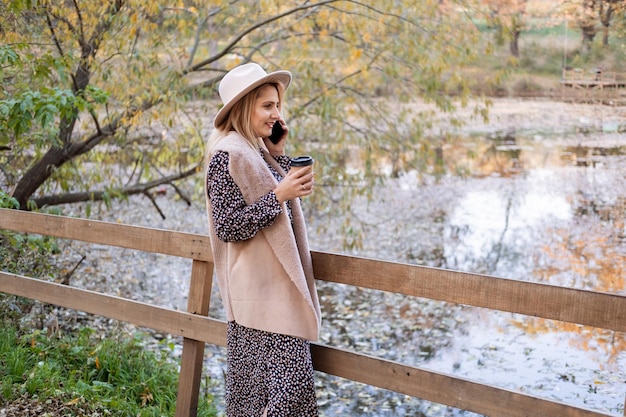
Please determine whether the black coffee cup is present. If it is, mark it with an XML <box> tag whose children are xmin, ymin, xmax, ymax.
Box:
<box><xmin>290</xmin><ymin>156</ymin><xmax>314</xmax><ymax>173</ymax></box>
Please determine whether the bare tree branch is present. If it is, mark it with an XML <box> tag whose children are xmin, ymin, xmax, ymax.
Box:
<box><xmin>143</xmin><ymin>190</ymin><xmax>166</xmax><ymax>219</ymax></box>
<box><xmin>68</xmin><ymin>96</ymin><xmax>162</xmax><ymax>157</ymax></box>
<box><xmin>31</xmin><ymin>164</ymin><xmax>200</xmax><ymax>210</ymax></box>
<box><xmin>60</xmin><ymin>254</ymin><xmax>86</xmax><ymax>285</ymax></box>
<box><xmin>185</xmin><ymin>0</ymin><xmax>342</xmax><ymax>73</ymax></box>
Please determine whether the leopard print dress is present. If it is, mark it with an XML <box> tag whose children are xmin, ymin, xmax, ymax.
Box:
<box><xmin>207</xmin><ymin>150</ymin><xmax>319</xmax><ymax>417</ymax></box>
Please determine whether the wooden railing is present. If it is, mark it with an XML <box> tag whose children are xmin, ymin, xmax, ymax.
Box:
<box><xmin>1</xmin><ymin>208</ymin><xmax>624</xmax><ymax>417</ymax></box>
<box><xmin>561</xmin><ymin>67</ymin><xmax>626</xmax><ymax>89</ymax></box>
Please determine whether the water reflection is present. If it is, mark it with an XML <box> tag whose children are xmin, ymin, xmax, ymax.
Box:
<box><xmin>311</xmin><ymin>125</ymin><xmax>626</xmax><ymax>416</ymax></box>
<box><xmin>446</xmin><ymin>171</ymin><xmax>572</xmax><ymax>275</ymax></box>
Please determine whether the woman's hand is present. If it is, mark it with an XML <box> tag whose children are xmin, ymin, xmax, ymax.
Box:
<box><xmin>273</xmin><ymin>166</ymin><xmax>314</xmax><ymax>203</ymax></box>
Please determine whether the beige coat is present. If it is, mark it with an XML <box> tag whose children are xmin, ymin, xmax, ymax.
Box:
<box><xmin>205</xmin><ymin>132</ymin><xmax>321</xmax><ymax>341</ymax></box>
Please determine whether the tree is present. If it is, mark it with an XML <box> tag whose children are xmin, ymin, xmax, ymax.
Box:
<box><xmin>612</xmin><ymin>1</ymin><xmax>626</xmax><ymax>36</ymax></box>
<box><xmin>579</xmin><ymin>0</ymin><xmax>599</xmax><ymax>54</ymax></box>
<box><xmin>0</xmin><ymin>0</ymin><xmax>490</xmax><ymax>227</ymax></box>
<box><xmin>598</xmin><ymin>0</ymin><xmax>626</xmax><ymax>45</ymax></box>
<box><xmin>562</xmin><ymin>0</ymin><xmax>624</xmax><ymax>54</ymax></box>
<box><xmin>484</xmin><ymin>0</ymin><xmax>529</xmax><ymax>58</ymax></box>
<box><xmin>482</xmin><ymin>0</ymin><xmax>566</xmax><ymax>59</ymax></box>
<box><xmin>560</xmin><ymin>0</ymin><xmax>626</xmax><ymax>55</ymax></box>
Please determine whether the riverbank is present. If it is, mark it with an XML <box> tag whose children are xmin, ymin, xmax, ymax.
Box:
<box><xmin>7</xmin><ymin>97</ymin><xmax>626</xmax><ymax>416</ymax></box>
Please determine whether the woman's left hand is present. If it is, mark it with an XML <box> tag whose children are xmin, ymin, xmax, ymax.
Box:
<box><xmin>273</xmin><ymin>166</ymin><xmax>314</xmax><ymax>203</ymax></box>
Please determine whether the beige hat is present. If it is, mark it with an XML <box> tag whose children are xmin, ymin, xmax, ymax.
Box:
<box><xmin>214</xmin><ymin>62</ymin><xmax>292</xmax><ymax>128</ymax></box>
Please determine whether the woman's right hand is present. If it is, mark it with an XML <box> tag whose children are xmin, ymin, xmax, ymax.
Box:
<box><xmin>273</xmin><ymin>166</ymin><xmax>314</xmax><ymax>203</ymax></box>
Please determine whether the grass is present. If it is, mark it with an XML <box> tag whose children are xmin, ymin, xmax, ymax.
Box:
<box><xmin>0</xmin><ymin>206</ymin><xmax>220</xmax><ymax>416</ymax></box>
<box><xmin>0</xmin><ymin>325</ymin><xmax>218</xmax><ymax>416</ymax></box>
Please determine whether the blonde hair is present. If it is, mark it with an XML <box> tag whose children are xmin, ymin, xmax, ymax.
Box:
<box><xmin>206</xmin><ymin>82</ymin><xmax>286</xmax><ymax>160</ymax></box>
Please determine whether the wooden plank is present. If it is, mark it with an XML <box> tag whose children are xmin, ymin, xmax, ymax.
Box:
<box><xmin>0</xmin><ymin>271</ymin><xmax>226</xmax><ymax>346</ymax></box>
<box><xmin>311</xmin><ymin>344</ymin><xmax>613</xmax><ymax>417</ymax></box>
<box><xmin>0</xmin><ymin>208</ymin><xmax>212</xmax><ymax>261</ymax></box>
<box><xmin>1</xmin><ymin>274</ymin><xmax>610</xmax><ymax>417</ymax></box>
<box><xmin>311</xmin><ymin>252</ymin><xmax>626</xmax><ymax>332</ymax></box>
<box><xmin>561</xmin><ymin>80</ymin><xmax>620</xmax><ymax>89</ymax></box>
<box><xmin>1</xmin><ymin>272</ymin><xmax>618</xmax><ymax>416</ymax></box>
<box><xmin>176</xmin><ymin>260</ymin><xmax>214</xmax><ymax>417</ymax></box>
<box><xmin>2</xmin><ymin>210</ymin><xmax>623</xmax><ymax>414</ymax></box>
<box><xmin>186</xmin><ymin>260</ymin><xmax>214</xmax><ymax>315</ymax></box>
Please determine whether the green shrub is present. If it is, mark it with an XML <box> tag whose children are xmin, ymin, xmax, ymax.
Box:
<box><xmin>512</xmin><ymin>77</ymin><xmax>544</xmax><ymax>95</ymax></box>
<box><xmin>0</xmin><ymin>326</ymin><xmax>218</xmax><ymax>416</ymax></box>
<box><xmin>0</xmin><ymin>192</ymin><xmax>61</xmax><ymax>326</ymax></box>
<box><xmin>0</xmin><ymin>191</ymin><xmax>19</xmax><ymax>209</ymax></box>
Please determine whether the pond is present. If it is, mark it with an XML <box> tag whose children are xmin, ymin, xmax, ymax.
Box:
<box><xmin>64</xmin><ymin>98</ymin><xmax>625</xmax><ymax>416</ymax></box>
<box><xmin>307</xmin><ymin>98</ymin><xmax>626</xmax><ymax>416</ymax></box>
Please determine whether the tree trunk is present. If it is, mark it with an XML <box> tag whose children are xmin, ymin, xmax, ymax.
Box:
<box><xmin>580</xmin><ymin>25</ymin><xmax>596</xmax><ymax>56</ymax></box>
<box><xmin>11</xmin><ymin>93</ymin><xmax>164</xmax><ymax>209</ymax></box>
<box><xmin>600</xmin><ymin>4</ymin><xmax>613</xmax><ymax>46</ymax></box>
<box><xmin>11</xmin><ymin>0</ymin><xmax>127</xmax><ymax>210</ymax></box>
<box><xmin>579</xmin><ymin>0</ymin><xmax>597</xmax><ymax>55</ymax></box>
<box><xmin>509</xmin><ymin>30</ymin><xmax>520</xmax><ymax>58</ymax></box>
<box><xmin>12</xmin><ymin>146</ymin><xmax>71</xmax><ymax>210</ymax></box>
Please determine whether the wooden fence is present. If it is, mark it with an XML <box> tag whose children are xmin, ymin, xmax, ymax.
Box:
<box><xmin>561</xmin><ymin>67</ymin><xmax>626</xmax><ymax>89</ymax></box>
<box><xmin>0</xmin><ymin>208</ymin><xmax>624</xmax><ymax>417</ymax></box>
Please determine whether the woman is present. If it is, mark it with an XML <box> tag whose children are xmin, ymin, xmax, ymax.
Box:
<box><xmin>204</xmin><ymin>62</ymin><xmax>322</xmax><ymax>417</ymax></box>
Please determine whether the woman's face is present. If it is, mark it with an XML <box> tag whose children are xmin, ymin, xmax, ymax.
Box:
<box><xmin>251</xmin><ymin>84</ymin><xmax>280</xmax><ymax>138</ymax></box>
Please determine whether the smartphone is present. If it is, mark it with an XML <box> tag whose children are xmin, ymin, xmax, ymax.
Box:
<box><xmin>268</xmin><ymin>121</ymin><xmax>285</xmax><ymax>144</ymax></box>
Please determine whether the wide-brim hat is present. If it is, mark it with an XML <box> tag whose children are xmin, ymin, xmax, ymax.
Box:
<box><xmin>214</xmin><ymin>62</ymin><xmax>292</xmax><ymax>128</ymax></box>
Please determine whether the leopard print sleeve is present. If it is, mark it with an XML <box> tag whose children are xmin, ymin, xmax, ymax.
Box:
<box><xmin>207</xmin><ymin>151</ymin><xmax>282</xmax><ymax>242</ymax></box>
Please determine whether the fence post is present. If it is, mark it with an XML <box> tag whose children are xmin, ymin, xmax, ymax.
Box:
<box><xmin>175</xmin><ymin>259</ymin><xmax>214</xmax><ymax>417</ymax></box>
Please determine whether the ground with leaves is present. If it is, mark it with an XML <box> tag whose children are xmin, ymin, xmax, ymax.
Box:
<box><xmin>0</xmin><ymin>397</ymin><xmax>94</xmax><ymax>417</ymax></box>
